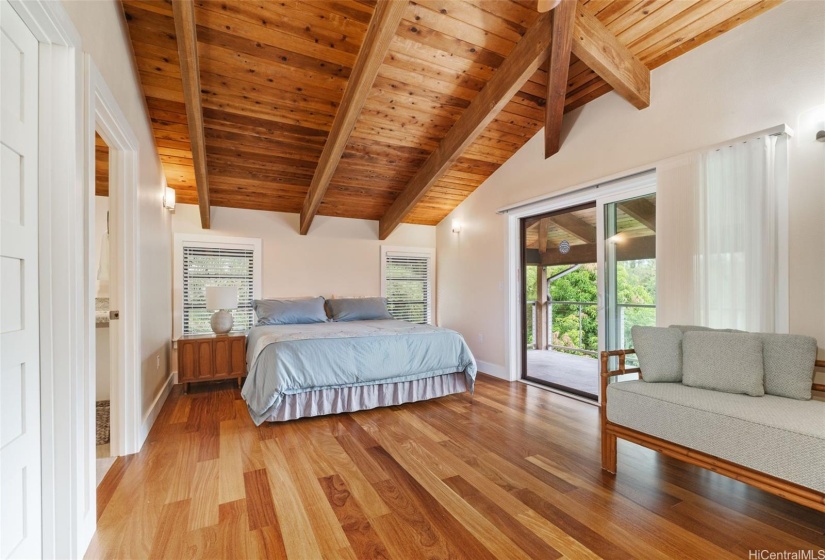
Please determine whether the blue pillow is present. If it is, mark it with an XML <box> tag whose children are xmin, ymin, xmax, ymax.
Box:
<box><xmin>253</xmin><ymin>297</ymin><xmax>327</xmax><ymax>326</ymax></box>
<box><xmin>326</xmin><ymin>297</ymin><xmax>393</xmax><ymax>322</ymax></box>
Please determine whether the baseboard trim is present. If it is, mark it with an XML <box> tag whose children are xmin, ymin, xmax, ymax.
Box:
<box><xmin>139</xmin><ymin>373</ymin><xmax>174</xmax><ymax>445</ymax></box>
<box><xmin>476</xmin><ymin>359</ymin><xmax>508</xmax><ymax>380</ymax></box>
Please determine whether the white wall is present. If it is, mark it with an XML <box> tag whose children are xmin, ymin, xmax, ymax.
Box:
<box><xmin>437</xmin><ymin>1</ymin><xmax>825</xmax><ymax>383</ymax></box>
<box><xmin>171</xmin><ymin>204</ymin><xmax>436</xmax><ymax>370</ymax></box>
<box><xmin>62</xmin><ymin>1</ymin><xmax>173</xmax><ymax>425</ymax></box>
<box><xmin>173</xmin><ymin>204</ymin><xmax>436</xmax><ymax>298</ymax></box>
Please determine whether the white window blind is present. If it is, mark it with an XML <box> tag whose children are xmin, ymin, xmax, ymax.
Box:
<box><xmin>383</xmin><ymin>251</ymin><xmax>433</xmax><ymax>324</ymax></box>
<box><xmin>182</xmin><ymin>246</ymin><xmax>255</xmax><ymax>335</ymax></box>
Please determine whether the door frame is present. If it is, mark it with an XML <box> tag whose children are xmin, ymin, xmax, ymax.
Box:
<box><xmin>82</xmin><ymin>53</ymin><xmax>141</xmax><ymax>555</ymax></box>
<box><xmin>595</xmin><ymin>180</ymin><xmax>657</xmax><ymax>370</ymax></box>
<box><xmin>84</xmin><ymin>57</ymin><xmax>141</xmax><ymax>458</ymax></box>
<box><xmin>503</xmin><ymin>170</ymin><xmax>656</xmax><ymax>400</ymax></box>
<box><xmin>518</xmin><ymin>202</ymin><xmax>598</xmax><ymax>399</ymax></box>
<box><xmin>8</xmin><ymin>1</ymin><xmax>142</xmax><ymax>557</ymax></box>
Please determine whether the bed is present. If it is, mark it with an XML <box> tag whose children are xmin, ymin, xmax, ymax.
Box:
<box><xmin>241</xmin><ymin>318</ymin><xmax>477</xmax><ymax>424</ymax></box>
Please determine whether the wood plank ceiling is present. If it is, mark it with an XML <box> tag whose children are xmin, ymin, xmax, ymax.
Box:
<box><xmin>122</xmin><ymin>0</ymin><xmax>779</xmax><ymax>233</ymax></box>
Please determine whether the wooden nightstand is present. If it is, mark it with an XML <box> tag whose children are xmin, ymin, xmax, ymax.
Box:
<box><xmin>177</xmin><ymin>332</ymin><xmax>246</xmax><ymax>393</ymax></box>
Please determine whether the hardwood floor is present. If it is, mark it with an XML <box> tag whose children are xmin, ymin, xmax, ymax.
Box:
<box><xmin>88</xmin><ymin>375</ymin><xmax>825</xmax><ymax>559</ymax></box>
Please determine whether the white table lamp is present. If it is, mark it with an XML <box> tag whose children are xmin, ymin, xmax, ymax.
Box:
<box><xmin>205</xmin><ymin>286</ymin><xmax>238</xmax><ymax>335</ymax></box>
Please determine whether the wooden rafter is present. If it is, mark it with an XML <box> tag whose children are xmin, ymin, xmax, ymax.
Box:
<box><xmin>618</xmin><ymin>198</ymin><xmax>656</xmax><ymax>231</ymax></box>
<box><xmin>538</xmin><ymin>218</ymin><xmax>549</xmax><ymax>254</ymax></box>
<box><xmin>125</xmin><ymin>0</ymin><xmax>776</xmax><ymax>225</ymax></box>
<box><xmin>544</xmin><ymin>0</ymin><xmax>577</xmax><ymax>159</ymax></box>
<box><xmin>299</xmin><ymin>0</ymin><xmax>406</xmax><ymax>235</ymax></box>
<box><xmin>172</xmin><ymin>0</ymin><xmax>210</xmax><ymax>228</ymax></box>
<box><xmin>549</xmin><ymin>213</ymin><xmax>596</xmax><ymax>244</ymax></box>
<box><xmin>378</xmin><ymin>10</ymin><xmax>555</xmax><ymax>240</ymax></box>
<box><xmin>572</xmin><ymin>4</ymin><xmax>650</xmax><ymax>110</ymax></box>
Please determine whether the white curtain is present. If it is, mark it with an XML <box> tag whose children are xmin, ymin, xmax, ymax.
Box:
<box><xmin>696</xmin><ymin>134</ymin><xmax>787</xmax><ymax>332</ymax></box>
<box><xmin>657</xmin><ymin>133</ymin><xmax>788</xmax><ymax>333</ymax></box>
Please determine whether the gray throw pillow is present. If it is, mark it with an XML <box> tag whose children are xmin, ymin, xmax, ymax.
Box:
<box><xmin>682</xmin><ymin>331</ymin><xmax>765</xmax><ymax>396</ymax></box>
<box><xmin>253</xmin><ymin>297</ymin><xmax>328</xmax><ymax>326</ymax></box>
<box><xmin>631</xmin><ymin>326</ymin><xmax>683</xmax><ymax>382</ymax></box>
<box><xmin>326</xmin><ymin>297</ymin><xmax>393</xmax><ymax>322</ymax></box>
<box><xmin>760</xmin><ymin>333</ymin><xmax>817</xmax><ymax>400</ymax></box>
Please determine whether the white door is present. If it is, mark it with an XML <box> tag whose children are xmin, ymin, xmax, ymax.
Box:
<box><xmin>1</xmin><ymin>1</ymin><xmax>41</xmax><ymax>558</ymax></box>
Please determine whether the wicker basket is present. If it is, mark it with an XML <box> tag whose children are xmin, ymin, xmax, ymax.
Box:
<box><xmin>96</xmin><ymin>400</ymin><xmax>110</xmax><ymax>445</ymax></box>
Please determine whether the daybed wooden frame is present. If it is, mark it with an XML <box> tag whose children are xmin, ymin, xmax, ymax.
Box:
<box><xmin>600</xmin><ymin>349</ymin><xmax>825</xmax><ymax>513</ymax></box>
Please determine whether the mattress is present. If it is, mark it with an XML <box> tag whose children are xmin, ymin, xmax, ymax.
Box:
<box><xmin>242</xmin><ymin>319</ymin><xmax>477</xmax><ymax>425</ymax></box>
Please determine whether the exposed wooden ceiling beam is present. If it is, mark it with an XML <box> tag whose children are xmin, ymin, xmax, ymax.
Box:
<box><xmin>549</xmin><ymin>213</ymin><xmax>596</xmax><ymax>244</ymax></box>
<box><xmin>172</xmin><ymin>0</ymin><xmax>210</xmax><ymax>228</ymax></box>
<box><xmin>571</xmin><ymin>4</ymin><xmax>650</xmax><ymax>110</ymax></box>
<box><xmin>378</xmin><ymin>11</ymin><xmax>555</xmax><ymax>240</ymax></box>
<box><xmin>544</xmin><ymin>0</ymin><xmax>577</xmax><ymax>159</ymax></box>
<box><xmin>618</xmin><ymin>198</ymin><xmax>656</xmax><ymax>231</ymax></box>
<box><xmin>299</xmin><ymin>0</ymin><xmax>406</xmax><ymax>235</ymax></box>
<box><xmin>538</xmin><ymin>218</ymin><xmax>549</xmax><ymax>254</ymax></box>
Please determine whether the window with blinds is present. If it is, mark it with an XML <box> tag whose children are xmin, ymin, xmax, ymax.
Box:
<box><xmin>383</xmin><ymin>251</ymin><xmax>433</xmax><ymax>324</ymax></box>
<box><xmin>182</xmin><ymin>246</ymin><xmax>255</xmax><ymax>335</ymax></box>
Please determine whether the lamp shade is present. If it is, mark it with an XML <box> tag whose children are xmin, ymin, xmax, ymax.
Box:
<box><xmin>205</xmin><ymin>286</ymin><xmax>238</xmax><ymax>311</ymax></box>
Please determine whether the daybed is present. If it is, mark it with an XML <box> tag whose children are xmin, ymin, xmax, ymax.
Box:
<box><xmin>241</xmin><ymin>297</ymin><xmax>476</xmax><ymax>424</ymax></box>
<box><xmin>600</xmin><ymin>326</ymin><xmax>825</xmax><ymax>512</ymax></box>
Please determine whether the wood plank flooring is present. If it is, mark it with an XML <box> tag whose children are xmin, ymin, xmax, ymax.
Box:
<box><xmin>87</xmin><ymin>375</ymin><xmax>825</xmax><ymax>559</ymax></box>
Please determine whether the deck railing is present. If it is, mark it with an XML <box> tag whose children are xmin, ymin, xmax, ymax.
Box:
<box><xmin>527</xmin><ymin>300</ymin><xmax>655</xmax><ymax>357</ymax></box>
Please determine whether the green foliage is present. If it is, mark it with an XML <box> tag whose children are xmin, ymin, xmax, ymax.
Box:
<box><xmin>616</xmin><ymin>259</ymin><xmax>656</xmax><ymax>348</ymax></box>
<box><xmin>526</xmin><ymin>259</ymin><xmax>656</xmax><ymax>354</ymax></box>
<box><xmin>548</xmin><ymin>264</ymin><xmax>598</xmax><ymax>353</ymax></box>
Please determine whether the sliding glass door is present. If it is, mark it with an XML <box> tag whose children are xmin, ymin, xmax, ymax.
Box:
<box><xmin>602</xmin><ymin>192</ymin><xmax>657</xmax><ymax>371</ymax></box>
<box><xmin>520</xmin><ymin>174</ymin><xmax>656</xmax><ymax>400</ymax></box>
<box><xmin>521</xmin><ymin>203</ymin><xmax>600</xmax><ymax>399</ymax></box>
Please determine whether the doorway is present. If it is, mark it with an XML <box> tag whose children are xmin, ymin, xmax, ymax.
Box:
<box><xmin>521</xmin><ymin>203</ymin><xmax>600</xmax><ymax>399</ymax></box>
<box><xmin>516</xmin><ymin>172</ymin><xmax>657</xmax><ymax>401</ymax></box>
<box><xmin>93</xmin><ymin>133</ymin><xmax>117</xmax><ymax>486</ymax></box>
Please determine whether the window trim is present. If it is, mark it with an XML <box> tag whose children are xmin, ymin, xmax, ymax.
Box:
<box><xmin>380</xmin><ymin>245</ymin><xmax>436</xmax><ymax>325</ymax></box>
<box><xmin>173</xmin><ymin>233</ymin><xmax>262</xmax><ymax>339</ymax></box>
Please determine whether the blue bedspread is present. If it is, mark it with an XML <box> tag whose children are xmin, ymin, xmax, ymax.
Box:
<box><xmin>242</xmin><ymin>319</ymin><xmax>477</xmax><ymax>425</ymax></box>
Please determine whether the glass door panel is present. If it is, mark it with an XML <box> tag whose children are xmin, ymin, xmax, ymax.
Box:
<box><xmin>603</xmin><ymin>193</ymin><xmax>657</xmax><ymax>373</ymax></box>
<box><xmin>521</xmin><ymin>203</ymin><xmax>599</xmax><ymax>400</ymax></box>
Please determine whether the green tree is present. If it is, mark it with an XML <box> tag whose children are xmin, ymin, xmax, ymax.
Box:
<box><xmin>527</xmin><ymin>259</ymin><xmax>656</xmax><ymax>356</ymax></box>
<box><xmin>547</xmin><ymin>264</ymin><xmax>598</xmax><ymax>353</ymax></box>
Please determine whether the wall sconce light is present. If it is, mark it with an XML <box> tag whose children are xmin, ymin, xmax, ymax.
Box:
<box><xmin>452</xmin><ymin>220</ymin><xmax>462</xmax><ymax>234</ymax></box>
<box><xmin>606</xmin><ymin>233</ymin><xmax>626</xmax><ymax>244</ymax></box>
<box><xmin>817</xmin><ymin>129</ymin><xmax>825</xmax><ymax>142</ymax></box>
<box><xmin>163</xmin><ymin>186</ymin><xmax>176</xmax><ymax>211</ymax></box>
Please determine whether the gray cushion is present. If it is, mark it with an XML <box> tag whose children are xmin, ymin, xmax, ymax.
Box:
<box><xmin>253</xmin><ymin>297</ymin><xmax>327</xmax><ymax>326</ymax></box>
<box><xmin>760</xmin><ymin>333</ymin><xmax>817</xmax><ymax>400</ymax></box>
<box><xmin>326</xmin><ymin>297</ymin><xmax>393</xmax><ymax>322</ymax></box>
<box><xmin>682</xmin><ymin>331</ymin><xmax>765</xmax><ymax>396</ymax></box>
<box><xmin>631</xmin><ymin>326</ymin><xmax>683</xmax><ymax>382</ymax></box>
<box><xmin>606</xmin><ymin>381</ymin><xmax>825</xmax><ymax>492</ymax></box>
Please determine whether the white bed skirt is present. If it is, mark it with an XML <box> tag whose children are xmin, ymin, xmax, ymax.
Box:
<box><xmin>263</xmin><ymin>372</ymin><xmax>469</xmax><ymax>422</ymax></box>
